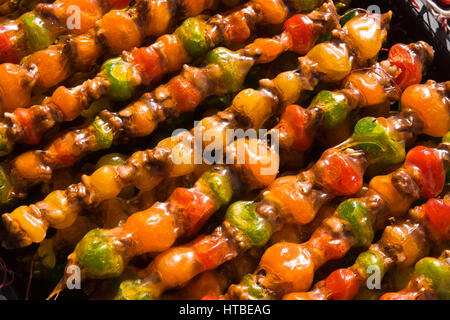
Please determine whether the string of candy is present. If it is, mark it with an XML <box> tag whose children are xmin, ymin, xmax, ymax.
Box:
<box><xmin>224</xmin><ymin>140</ymin><xmax>449</xmax><ymax>299</ymax></box>
<box><xmin>1</xmin><ymin>10</ymin><xmax>394</xmax><ymax>249</ymax></box>
<box><xmin>0</xmin><ymin>0</ymin><xmax>336</xmax><ymax>155</ymax></box>
<box><xmin>283</xmin><ymin>197</ymin><xmax>450</xmax><ymax>300</ymax></box>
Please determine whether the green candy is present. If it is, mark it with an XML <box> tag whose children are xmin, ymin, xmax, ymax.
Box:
<box><xmin>175</xmin><ymin>17</ymin><xmax>210</xmax><ymax>58</ymax></box>
<box><xmin>240</xmin><ymin>274</ymin><xmax>270</xmax><ymax>300</ymax></box>
<box><xmin>201</xmin><ymin>170</ymin><xmax>233</xmax><ymax>206</ymax></box>
<box><xmin>415</xmin><ymin>257</ymin><xmax>450</xmax><ymax>300</ymax></box>
<box><xmin>312</xmin><ymin>90</ymin><xmax>349</xmax><ymax>129</ymax></box>
<box><xmin>20</xmin><ymin>13</ymin><xmax>54</xmax><ymax>51</ymax></box>
<box><xmin>225</xmin><ymin>201</ymin><xmax>272</xmax><ymax>248</ymax></box>
<box><xmin>92</xmin><ymin>116</ymin><xmax>114</xmax><ymax>151</ymax></box>
<box><xmin>290</xmin><ymin>0</ymin><xmax>321</xmax><ymax>12</ymax></box>
<box><xmin>351</xmin><ymin>117</ymin><xmax>405</xmax><ymax>165</ymax></box>
<box><xmin>205</xmin><ymin>47</ymin><xmax>253</xmax><ymax>93</ymax></box>
<box><xmin>340</xmin><ymin>9</ymin><xmax>365</xmax><ymax>26</ymax></box>
<box><xmin>116</xmin><ymin>280</ymin><xmax>154</xmax><ymax>300</ymax></box>
<box><xmin>336</xmin><ymin>199</ymin><xmax>374</xmax><ymax>247</ymax></box>
<box><xmin>101</xmin><ymin>57</ymin><xmax>135</xmax><ymax>101</ymax></box>
<box><xmin>355</xmin><ymin>250</ymin><xmax>385</xmax><ymax>279</ymax></box>
<box><xmin>74</xmin><ymin>229</ymin><xmax>124</xmax><ymax>278</ymax></box>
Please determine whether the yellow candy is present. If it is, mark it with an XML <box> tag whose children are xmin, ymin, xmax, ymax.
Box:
<box><xmin>83</xmin><ymin>165</ymin><xmax>124</xmax><ymax>201</ymax></box>
<box><xmin>42</xmin><ymin>190</ymin><xmax>79</xmax><ymax>229</ymax></box>
<box><xmin>273</xmin><ymin>71</ymin><xmax>303</xmax><ymax>105</ymax></box>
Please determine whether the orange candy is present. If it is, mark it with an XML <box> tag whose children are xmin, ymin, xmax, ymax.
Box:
<box><xmin>265</xmin><ymin>175</ymin><xmax>316</xmax><ymax>224</ymax></box>
<box><xmin>71</xmin><ymin>34</ymin><xmax>102</xmax><ymax>70</ymax></box>
<box><xmin>369</xmin><ymin>174</ymin><xmax>415</xmax><ymax>217</ymax></box>
<box><xmin>60</xmin><ymin>0</ymin><xmax>104</xmax><ymax>34</ymax></box>
<box><xmin>12</xmin><ymin>151</ymin><xmax>49</xmax><ymax>181</ymax></box>
<box><xmin>51</xmin><ymin>86</ymin><xmax>83</xmax><ymax>121</ymax></box>
<box><xmin>153</xmin><ymin>34</ymin><xmax>190</xmax><ymax>73</ymax></box>
<box><xmin>25</xmin><ymin>48</ymin><xmax>71</xmax><ymax>88</ymax></box>
<box><xmin>401</xmin><ymin>82</ymin><xmax>450</xmax><ymax>137</ymax></box>
<box><xmin>344</xmin><ymin>71</ymin><xmax>387</xmax><ymax>107</ymax></box>
<box><xmin>154</xmin><ymin>246</ymin><xmax>202</xmax><ymax>287</ymax></box>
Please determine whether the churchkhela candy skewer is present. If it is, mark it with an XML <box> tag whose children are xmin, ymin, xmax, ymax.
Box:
<box><xmin>283</xmin><ymin>198</ymin><xmax>450</xmax><ymax>300</ymax></box>
<box><xmin>111</xmin><ymin>77</ymin><xmax>449</xmax><ymax>300</ymax></box>
<box><xmin>0</xmin><ymin>1</ymin><xmax>337</xmax><ymax>156</ymax></box>
<box><xmin>1</xmin><ymin>10</ymin><xmax>394</xmax><ymax>248</ymax></box>
<box><xmin>0</xmin><ymin>0</ymin><xmax>282</xmax><ymax>113</ymax></box>
<box><xmin>380</xmin><ymin>250</ymin><xmax>450</xmax><ymax>300</ymax></box>
<box><xmin>225</xmin><ymin>140</ymin><xmax>449</xmax><ymax>299</ymax></box>
<box><xmin>0</xmin><ymin>0</ymin><xmax>132</xmax><ymax>63</ymax></box>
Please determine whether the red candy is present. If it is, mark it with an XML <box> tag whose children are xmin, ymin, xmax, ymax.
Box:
<box><xmin>281</xmin><ymin>105</ymin><xmax>314</xmax><ymax>152</ymax></box>
<box><xmin>324</xmin><ymin>269</ymin><xmax>361</xmax><ymax>300</ymax></box>
<box><xmin>169</xmin><ymin>188</ymin><xmax>216</xmax><ymax>237</ymax></box>
<box><xmin>388</xmin><ymin>44</ymin><xmax>422</xmax><ymax>90</ymax></box>
<box><xmin>283</xmin><ymin>14</ymin><xmax>315</xmax><ymax>55</ymax></box>
<box><xmin>404</xmin><ymin>146</ymin><xmax>445</xmax><ymax>198</ymax></box>
<box><xmin>424</xmin><ymin>199</ymin><xmax>450</xmax><ymax>240</ymax></box>
<box><xmin>168</xmin><ymin>77</ymin><xmax>202</xmax><ymax>113</ymax></box>
<box><xmin>319</xmin><ymin>151</ymin><xmax>364</xmax><ymax>196</ymax></box>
